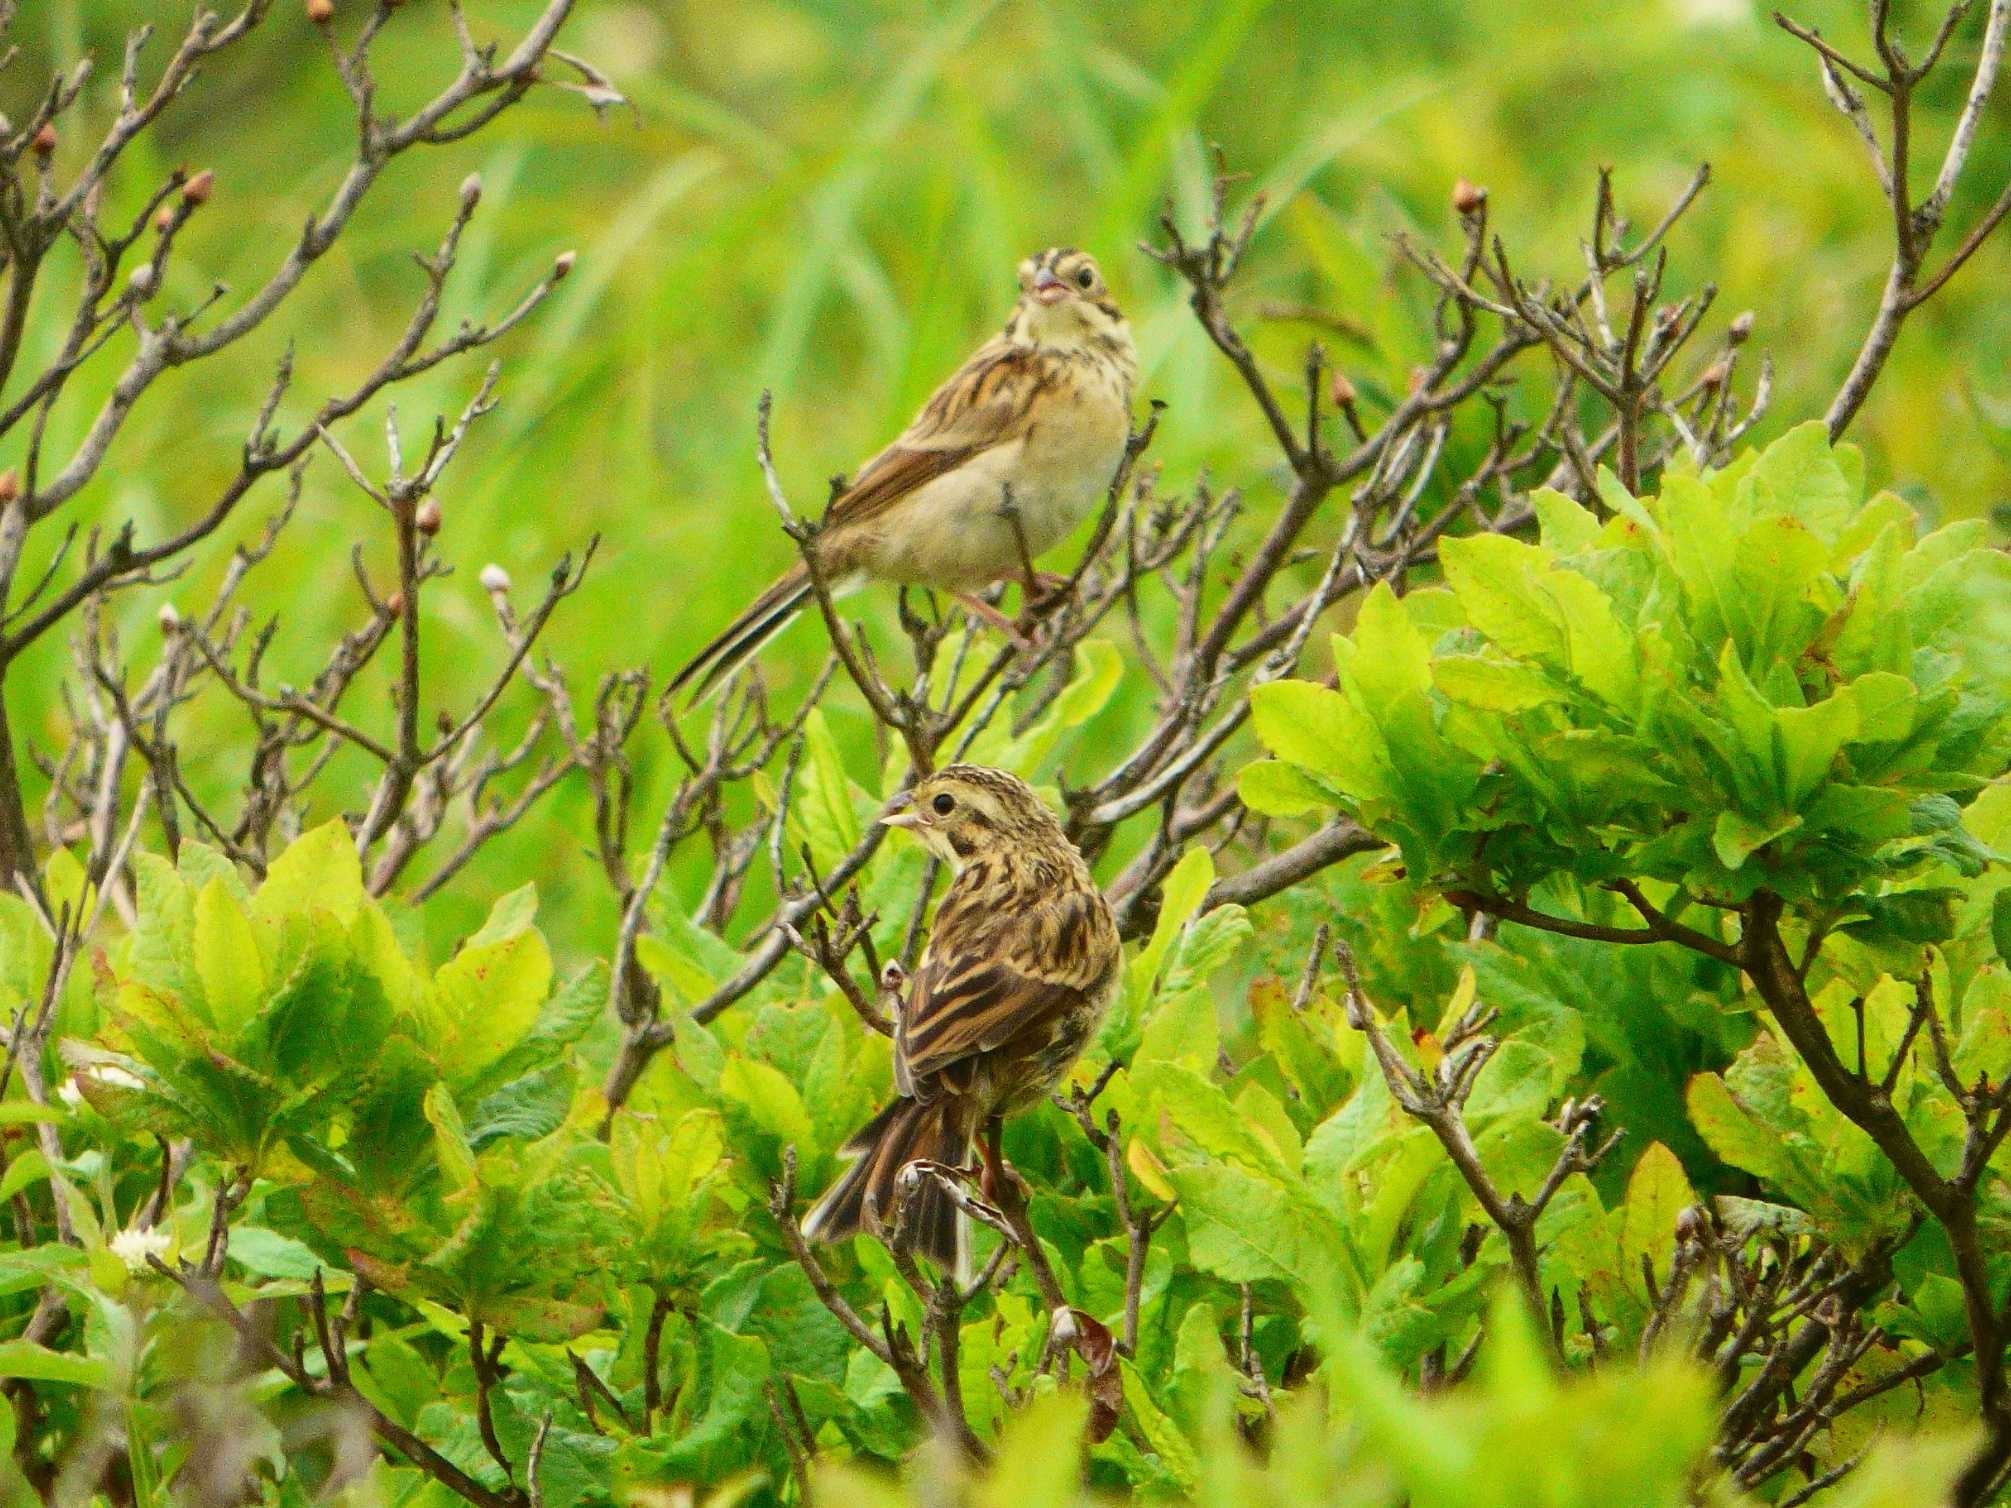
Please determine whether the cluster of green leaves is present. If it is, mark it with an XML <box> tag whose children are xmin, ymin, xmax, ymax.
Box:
<box><xmin>1245</xmin><ymin>421</ymin><xmax>2010</xmax><ymax>917</ymax></box>
<box><xmin>818</xmin><ymin>1298</ymin><xmax>1971</xmax><ymax>1508</ymax></box>
<box><xmin>1240</xmin><ymin>421</ymin><xmax>2011</xmax><ymax>1488</ymax></box>
<box><xmin>0</xmin><ymin>423</ymin><xmax>2004</xmax><ymax>1504</ymax></box>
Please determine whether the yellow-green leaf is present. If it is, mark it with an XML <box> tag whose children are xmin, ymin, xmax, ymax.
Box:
<box><xmin>193</xmin><ymin>877</ymin><xmax>266</xmax><ymax>1038</ymax></box>
<box><xmin>1620</xmin><ymin>1141</ymin><xmax>1696</xmax><ymax>1295</ymax></box>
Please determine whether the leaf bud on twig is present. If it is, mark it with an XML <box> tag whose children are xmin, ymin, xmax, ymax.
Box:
<box><xmin>1452</xmin><ymin>178</ymin><xmax>1486</xmax><ymax>216</ymax></box>
<box><xmin>414</xmin><ymin>497</ymin><xmax>442</xmax><ymax>535</ymax></box>
<box><xmin>182</xmin><ymin>169</ymin><xmax>214</xmax><ymax>206</ymax></box>
<box><xmin>479</xmin><ymin>563</ymin><xmax>512</xmax><ymax>595</ymax></box>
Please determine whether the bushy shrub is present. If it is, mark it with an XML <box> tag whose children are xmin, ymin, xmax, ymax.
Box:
<box><xmin>0</xmin><ymin>425</ymin><xmax>2003</xmax><ymax>1508</ymax></box>
<box><xmin>1</xmin><ymin>3</ymin><xmax>2008</xmax><ymax>1505</ymax></box>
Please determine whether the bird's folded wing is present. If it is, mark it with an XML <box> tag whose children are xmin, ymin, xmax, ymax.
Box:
<box><xmin>823</xmin><ymin>343</ymin><xmax>1057</xmax><ymax>532</ymax></box>
<box><xmin>896</xmin><ymin>955</ymin><xmax>1094</xmax><ymax>1093</ymax></box>
<box><xmin>895</xmin><ymin>886</ymin><xmax>1108</xmax><ymax>1091</ymax></box>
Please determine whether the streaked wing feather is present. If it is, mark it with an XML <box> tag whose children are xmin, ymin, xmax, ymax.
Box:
<box><xmin>898</xmin><ymin>956</ymin><xmax>1090</xmax><ymax>1088</ymax></box>
<box><xmin>896</xmin><ymin>884</ymin><xmax>1109</xmax><ymax>1088</ymax></box>
<box><xmin>823</xmin><ymin>341</ymin><xmax>1053</xmax><ymax>532</ymax></box>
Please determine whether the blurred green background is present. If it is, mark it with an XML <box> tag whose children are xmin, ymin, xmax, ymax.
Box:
<box><xmin>8</xmin><ymin>0</ymin><xmax>2009</xmax><ymax>958</ymax></box>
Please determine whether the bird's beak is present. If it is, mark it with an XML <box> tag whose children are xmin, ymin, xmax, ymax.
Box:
<box><xmin>878</xmin><ymin>791</ymin><xmax>922</xmax><ymax>829</ymax></box>
<box><xmin>1032</xmin><ymin>268</ymin><xmax>1069</xmax><ymax>305</ymax></box>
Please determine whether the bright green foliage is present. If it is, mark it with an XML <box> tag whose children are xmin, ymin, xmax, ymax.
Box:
<box><xmin>1</xmin><ymin>427</ymin><xmax>2004</xmax><ymax>1504</ymax></box>
<box><xmin>1247</xmin><ymin>422</ymin><xmax>2011</xmax><ymax>911</ymax></box>
<box><xmin>1242</xmin><ymin>423</ymin><xmax>2011</xmax><ymax>1491</ymax></box>
<box><xmin>817</xmin><ymin>1298</ymin><xmax>1955</xmax><ymax>1508</ymax></box>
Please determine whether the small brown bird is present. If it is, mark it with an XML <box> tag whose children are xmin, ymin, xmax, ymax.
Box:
<box><xmin>670</xmin><ymin>249</ymin><xmax>1136</xmax><ymax>703</ymax></box>
<box><xmin>802</xmin><ymin>765</ymin><xmax>1120</xmax><ymax>1269</ymax></box>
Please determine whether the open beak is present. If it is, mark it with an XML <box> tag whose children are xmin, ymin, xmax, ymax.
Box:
<box><xmin>1032</xmin><ymin>268</ymin><xmax>1069</xmax><ymax>305</ymax></box>
<box><xmin>878</xmin><ymin>791</ymin><xmax>922</xmax><ymax>829</ymax></box>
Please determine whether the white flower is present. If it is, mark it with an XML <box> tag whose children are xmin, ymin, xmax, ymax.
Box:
<box><xmin>479</xmin><ymin>563</ymin><xmax>512</xmax><ymax>594</ymax></box>
<box><xmin>109</xmin><ymin>1225</ymin><xmax>172</xmax><ymax>1275</ymax></box>
<box><xmin>57</xmin><ymin>1078</ymin><xmax>83</xmax><ymax>1107</ymax></box>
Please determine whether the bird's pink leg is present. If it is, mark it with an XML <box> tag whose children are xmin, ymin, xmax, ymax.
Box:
<box><xmin>976</xmin><ymin>1116</ymin><xmax>1026</xmax><ymax>1207</ymax></box>
<box><xmin>953</xmin><ymin>592</ymin><xmax>1032</xmax><ymax>648</ymax></box>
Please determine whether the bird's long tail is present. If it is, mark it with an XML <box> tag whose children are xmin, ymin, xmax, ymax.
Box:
<box><xmin>801</xmin><ymin>1094</ymin><xmax>974</xmax><ymax>1271</ymax></box>
<box><xmin>667</xmin><ymin>566</ymin><xmax>814</xmax><ymax>706</ymax></box>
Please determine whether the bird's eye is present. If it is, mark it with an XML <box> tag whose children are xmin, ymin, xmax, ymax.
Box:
<box><xmin>1075</xmin><ymin>267</ymin><xmax>1096</xmax><ymax>289</ymax></box>
<box><xmin>931</xmin><ymin>793</ymin><xmax>956</xmax><ymax>816</ymax></box>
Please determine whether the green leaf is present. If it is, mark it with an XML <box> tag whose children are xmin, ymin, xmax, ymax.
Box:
<box><xmin>1351</xmin><ymin>582</ymin><xmax>1433</xmax><ymax>703</ymax></box>
<box><xmin>659</xmin><ymin>1322</ymin><xmax>771</xmax><ymax>1480</ymax></box>
<box><xmin>1545</xmin><ymin>568</ymin><xmax>1638</xmax><ymax>709</ymax></box>
<box><xmin>424</xmin><ymin>1084</ymin><xmax>479</xmax><ymax>1191</ymax></box>
<box><xmin>44</xmin><ymin>849</ymin><xmax>91</xmax><ymax>931</ymax></box>
<box><xmin>431</xmin><ymin>893</ymin><xmax>553</xmax><ymax>1075</ymax></box>
<box><xmin>0</xmin><ymin>1340</ymin><xmax>112</xmax><ymax>1390</ymax></box>
<box><xmin>1248</xmin><ymin>680</ymin><xmax>1380</xmax><ymax>791</ymax></box>
<box><xmin>1531</xmin><ymin>486</ymin><xmax>1602</xmax><ymax>554</ymax></box>
<box><xmin>1843</xmin><ymin>670</ymin><xmax>1917</xmax><ymax>743</ymax></box>
<box><xmin>1596</xmin><ymin>465</ymin><xmax>1662</xmax><ymax>537</ymax></box>
<box><xmin>465</xmin><ymin>883</ymin><xmax>539</xmax><ymax>948</ymax></box>
<box><xmin>0</xmin><ymin>1150</ymin><xmax>48</xmax><ymax>1205</ymax></box>
<box><xmin>978</xmin><ymin>1390</ymin><xmax>1091</xmax><ymax>1503</ymax></box>
<box><xmin>1137</xmin><ymin>1060</ymin><xmax>1294</xmax><ymax>1183</ymax></box>
<box><xmin>717</xmin><ymin>1056</ymin><xmax>815</xmax><ymax>1150</ymax></box>
<box><xmin>1712</xmin><ymin>809</ymin><xmax>1801</xmax><ymax>869</ymax></box>
<box><xmin>793</xmin><ymin>709</ymin><xmax>862</xmax><ymax>872</ymax></box>
<box><xmin>1127</xmin><ymin>846</ymin><xmax>1214</xmax><ymax>1008</ymax></box>
<box><xmin>1740</xmin><ymin>419</ymin><xmax>1859</xmax><ymax>540</ymax></box>
<box><xmin>124</xmin><ymin>854</ymin><xmax>195</xmax><ymax>1007</ymax></box>
<box><xmin>1620</xmin><ymin>1142</ymin><xmax>1696</xmax><ymax>1295</ymax></box>
<box><xmin>1432</xmin><ymin>656</ymin><xmax>1564</xmax><ymax>712</ymax></box>
<box><xmin>1236</xmin><ymin>758</ymin><xmax>1336</xmax><ymax>817</ymax></box>
<box><xmin>1051</xmin><ymin>637</ymin><xmax>1123</xmax><ymax>727</ymax></box>
<box><xmin>1118</xmin><ymin>1362</ymin><xmax>1198</xmax><ymax>1491</ymax></box>
<box><xmin>193</xmin><ymin>877</ymin><xmax>266</xmax><ymax>1038</ymax></box>
<box><xmin>253</xmin><ymin>818</ymin><xmax>364</xmax><ymax>927</ymax></box>
<box><xmin>1774</xmin><ymin>691</ymin><xmax>1858</xmax><ymax>806</ymax></box>
<box><xmin>1440</xmin><ymin>533</ymin><xmax>1568</xmax><ymax>665</ymax></box>
<box><xmin>226</xmin><ymin>1226</ymin><xmax>331</xmax><ymax>1281</ymax></box>
<box><xmin>996</xmin><ymin>639</ymin><xmax>1125</xmax><ymax>772</ymax></box>
<box><xmin>1170</xmin><ymin>1161</ymin><xmax>1352</xmax><ymax>1303</ymax></box>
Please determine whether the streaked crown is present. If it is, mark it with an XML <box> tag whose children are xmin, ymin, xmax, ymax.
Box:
<box><xmin>881</xmin><ymin>765</ymin><xmax>1074</xmax><ymax>865</ymax></box>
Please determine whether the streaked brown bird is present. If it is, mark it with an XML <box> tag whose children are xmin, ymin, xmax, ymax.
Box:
<box><xmin>670</xmin><ymin>248</ymin><xmax>1136</xmax><ymax>703</ymax></box>
<box><xmin>802</xmin><ymin>765</ymin><xmax>1120</xmax><ymax>1269</ymax></box>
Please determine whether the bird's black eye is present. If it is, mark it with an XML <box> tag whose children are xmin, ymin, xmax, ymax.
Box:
<box><xmin>1075</xmin><ymin>267</ymin><xmax>1095</xmax><ymax>289</ymax></box>
<box><xmin>931</xmin><ymin>793</ymin><xmax>956</xmax><ymax>816</ymax></box>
